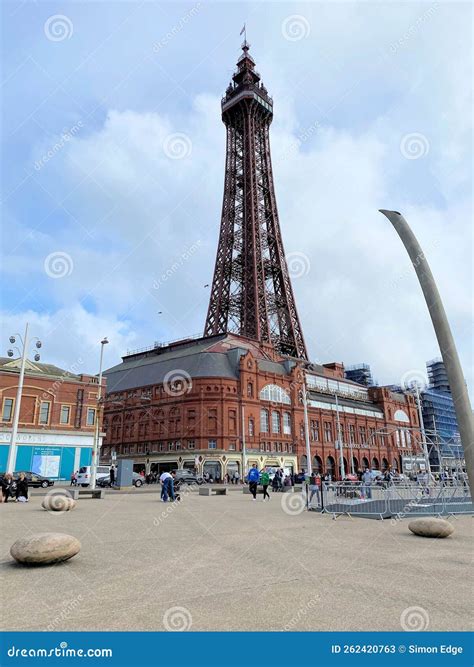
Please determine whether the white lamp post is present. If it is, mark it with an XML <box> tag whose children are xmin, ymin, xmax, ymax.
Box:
<box><xmin>301</xmin><ymin>378</ymin><xmax>312</xmax><ymax>476</ymax></box>
<box><xmin>90</xmin><ymin>337</ymin><xmax>109</xmax><ymax>490</ymax></box>
<box><xmin>6</xmin><ymin>323</ymin><xmax>42</xmax><ymax>474</ymax></box>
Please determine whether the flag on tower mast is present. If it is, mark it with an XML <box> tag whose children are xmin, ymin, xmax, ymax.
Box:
<box><xmin>240</xmin><ymin>24</ymin><xmax>246</xmax><ymax>37</ymax></box>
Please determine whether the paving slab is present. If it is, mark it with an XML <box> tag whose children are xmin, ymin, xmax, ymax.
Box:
<box><xmin>1</xmin><ymin>491</ymin><xmax>471</xmax><ymax>631</ymax></box>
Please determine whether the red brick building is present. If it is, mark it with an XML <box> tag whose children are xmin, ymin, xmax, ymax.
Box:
<box><xmin>102</xmin><ymin>333</ymin><xmax>421</xmax><ymax>480</ymax></box>
<box><xmin>0</xmin><ymin>356</ymin><xmax>105</xmax><ymax>479</ymax></box>
<box><xmin>102</xmin><ymin>45</ymin><xmax>422</xmax><ymax>475</ymax></box>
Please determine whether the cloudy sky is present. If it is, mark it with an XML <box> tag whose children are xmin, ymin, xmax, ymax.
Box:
<box><xmin>1</xmin><ymin>1</ymin><xmax>472</xmax><ymax>394</ymax></box>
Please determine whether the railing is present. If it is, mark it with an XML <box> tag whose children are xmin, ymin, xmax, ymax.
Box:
<box><xmin>307</xmin><ymin>481</ymin><xmax>472</xmax><ymax>518</ymax></box>
<box><xmin>125</xmin><ymin>333</ymin><xmax>203</xmax><ymax>357</ymax></box>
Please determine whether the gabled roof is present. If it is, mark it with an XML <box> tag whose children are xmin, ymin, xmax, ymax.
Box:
<box><xmin>0</xmin><ymin>357</ymin><xmax>80</xmax><ymax>380</ymax></box>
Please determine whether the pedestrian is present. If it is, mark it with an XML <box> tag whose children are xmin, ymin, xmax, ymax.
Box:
<box><xmin>362</xmin><ymin>468</ymin><xmax>372</xmax><ymax>499</ymax></box>
<box><xmin>248</xmin><ymin>464</ymin><xmax>260</xmax><ymax>501</ymax></box>
<box><xmin>160</xmin><ymin>470</ymin><xmax>172</xmax><ymax>501</ymax></box>
<box><xmin>70</xmin><ymin>471</ymin><xmax>75</xmax><ymax>486</ymax></box>
<box><xmin>1</xmin><ymin>473</ymin><xmax>14</xmax><ymax>503</ymax></box>
<box><xmin>166</xmin><ymin>470</ymin><xmax>176</xmax><ymax>502</ymax></box>
<box><xmin>271</xmin><ymin>474</ymin><xmax>279</xmax><ymax>493</ymax></box>
<box><xmin>260</xmin><ymin>469</ymin><xmax>270</xmax><ymax>501</ymax></box>
<box><xmin>309</xmin><ymin>472</ymin><xmax>320</xmax><ymax>506</ymax></box>
<box><xmin>109</xmin><ymin>465</ymin><xmax>116</xmax><ymax>487</ymax></box>
<box><xmin>15</xmin><ymin>472</ymin><xmax>29</xmax><ymax>502</ymax></box>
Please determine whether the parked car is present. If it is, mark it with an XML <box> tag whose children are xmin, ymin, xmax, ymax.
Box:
<box><xmin>173</xmin><ymin>469</ymin><xmax>204</xmax><ymax>485</ymax></box>
<box><xmin>76</xmin><ymin>465</ymin><xmax>110</xmax><ymax>487</ymax></box>
<box><xmin>0</xmin><ymin>471</ymin><xmax>55</xmax><ymax>488</ymax></box>
<box><xmin>97</xmin><ymin>471</ymin><xmax>145</xmax><ymax>488</ymax></box>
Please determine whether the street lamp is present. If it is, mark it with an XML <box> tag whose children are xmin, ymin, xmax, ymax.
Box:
<box><xmin>5</xmin><ymin>323</ymin><xmax>42</xmax><ymax>474</ymax></box>
<box><xmin>90</xmin><ymin>337</ymin><xmax>109</xmax><ymax>489</ymax></box>
<box><xmin>379</xmin><ymin>209</ymin><xmax>474</xmax><ymax>497</ymax></box>
<box><xmin>300</xmin><ymin>376</ymin><xmax>312</xmax><ymax>476</ymax></box>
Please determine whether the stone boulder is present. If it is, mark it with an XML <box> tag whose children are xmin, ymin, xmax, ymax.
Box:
<box><xmin>10</xmin><ymin>532</ymin><xmax>81</xmax><ymax>565</ymax></box>
<box><xmin>408</xmin><ymin>517</ymin><xmax>454</xmax><ymax>538</ymax></box>
<box><xmin>42</xmin><ymin>494</ymin><xmax>76</xmax><ymax>512</ymax></box>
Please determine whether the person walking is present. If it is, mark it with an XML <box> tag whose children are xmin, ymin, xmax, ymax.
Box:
<box><xmin>260</xmin><ymin>469</ymin><xmax>270</xmax><ymax>501</ymax></box>
<box><xmin>248</xmin><ymin>464</ymin><xmax>260</xmax><ymax>501</ymax></box>
<box><xmin>15</xmin><ymin>472</ymin><xmax>29</xmax><ymax>502</ymax></box>
<box><xmin>109</xmin><ymin>465</ymin><xmax>116</xmax><ymax>487</ymax></box>
<box><xmin>1</xmin><ymin>473</ymin><xmax>14</xmax><ymax>503</ymax></box>
<box><xmin>308</xmin><ymin>472</ymin><xmax>320</xmax><ymax>507</ymax></box>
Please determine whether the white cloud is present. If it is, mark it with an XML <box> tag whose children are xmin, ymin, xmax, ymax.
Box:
<box><xmin>3</xmin><ymin>2</ymin><xmax>471</xmax><ymax>395</ymax></box>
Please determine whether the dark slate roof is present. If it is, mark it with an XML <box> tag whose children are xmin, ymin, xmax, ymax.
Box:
<box><xmin>258</xmin><ymin>359</ymin><xmax>288</xmax><ymax>375</ymax></box>
<box><xmin>103</xmin><ymin>336</ymin><xmax>241</xmax><ymax>393</ymax></box>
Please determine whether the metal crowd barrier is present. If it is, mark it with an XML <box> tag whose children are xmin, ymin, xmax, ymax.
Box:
<box><xmin>307</xmin><ymin>481</ymin><xmax>473</xmax><ymax>519</ymax></box>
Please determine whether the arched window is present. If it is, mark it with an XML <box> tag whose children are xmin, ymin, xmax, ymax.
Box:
<box><xmin>394</xmin><ymin>409</ymin><xmax>410</xmax><ymax>423</ymax></box>
<box><xmin>283</xmin><ymin>412</ymin><xmax>291</xmax><ymax>435</ymax></box>
<box><xmin>247</xmin><ymin>382</ymin><xmax>253</xmax><ymax>398</ymax></box>
<box><xmin>260</xmin><ymin>409</ymin><xmax>269</xmax><ymax>433</ymax></box>
<box><xmin>259</xmin><ymin>384</ymin><xmax>291</xmax><ymax>405</ymax></box>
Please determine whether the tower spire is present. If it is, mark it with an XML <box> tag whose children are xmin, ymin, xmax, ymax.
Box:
<box><xmin>204</xmin><ymin>46</ymin><xmax>308</xmax><ymax>360</ymax></box>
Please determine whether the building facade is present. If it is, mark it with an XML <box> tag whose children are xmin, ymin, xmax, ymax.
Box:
<box><xmin>101</xmin><ymin>44</ymin><xmax>422</xmax><ymax>477</ymax></box>
<box><xmin>0</xmin><ymin>357</ymin><xmax>104</xmax><ymax>479</ymax></box>
<box><xmin>422</xmin><ymin>358</ymin><xmax>463</xmax><ymax>470</ymax></box>
<box><xmin>102</xmin><ymin>334</ymin><xmax>421</xmax><ymax>479</ymax></box>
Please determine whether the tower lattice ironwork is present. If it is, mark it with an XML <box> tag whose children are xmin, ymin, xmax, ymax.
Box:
<box><xmin>204</xmin><ymin>42</ymin><xmax>308</xmax><ymax>360</ymax></box>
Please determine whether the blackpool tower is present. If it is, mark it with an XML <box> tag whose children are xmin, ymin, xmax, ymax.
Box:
<box><xmin>204</xmin><ymin>41</ymin><xmax>308</xmax><ymax>360</ymax></box>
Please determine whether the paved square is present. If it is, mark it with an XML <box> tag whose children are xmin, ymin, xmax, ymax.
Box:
<box><xmin>1</xmin><ymin>487</ymin><xmax>472</xmax><ymax>632</ymax></box>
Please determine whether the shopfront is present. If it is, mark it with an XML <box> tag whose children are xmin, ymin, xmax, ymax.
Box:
<box><xmin>0</xmin><ymin>430</ymin><xmax>97</xmax><ymax>480</ymax></box>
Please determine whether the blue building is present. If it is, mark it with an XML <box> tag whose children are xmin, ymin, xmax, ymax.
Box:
<box><xmin>422</xmin><ymin>359</ymin><xmax>463</xmax><ymax>470</ymax></box>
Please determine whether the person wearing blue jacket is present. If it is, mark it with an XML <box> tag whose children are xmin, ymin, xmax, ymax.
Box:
<box><xmin>248</xmin><ymin>464</ymin><xmax>260</xmax><ymax>500</ymax></box>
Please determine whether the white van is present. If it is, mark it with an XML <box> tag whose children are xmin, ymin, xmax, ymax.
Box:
<box><xmin>76</xmin><ymin>465</ymin><xmax>110</xmax><ymax>487</ymax></box>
